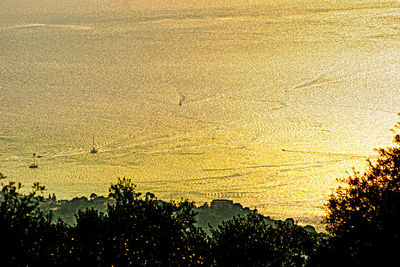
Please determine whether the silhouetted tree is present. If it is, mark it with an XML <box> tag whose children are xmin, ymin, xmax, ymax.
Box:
<box><xmin>0</xmin><ymin>182</ymin><xmax>69</xmax><ymax>266</ymax></box>
<box><xmin>72</xmin><ymin>178</ymin><xmax>211</xmax><ymax>266</ymax></box>
<box><xmin>211</xmin><ymin>212</ymin><xmax>321</xmax><ymax>266</ymax></box>
<box><xmin>315</xmin><ymin>119</ymin><xmax>400</xmax><ymax>266</ymax></box>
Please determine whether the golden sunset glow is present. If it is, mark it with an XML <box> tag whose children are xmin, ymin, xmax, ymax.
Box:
<box><xmin>1</xmin><ymin>0</ymin><xmax>400</xmax><ymax>229</ymax></box>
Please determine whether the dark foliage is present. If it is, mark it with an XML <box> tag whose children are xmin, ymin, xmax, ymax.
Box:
<box><xmin>312</xmin><ymin>119</ymin><xmax>400</xmax><ymax>266</ymax></box>
<box><xmin>211</xmin><ymin>212</ymin><xmax>322</xmax><ymax>267</ymax></box>
<box><xmin>1</xmin><ymin>178</ymin><xmax>323</xmax><ymax>266</ymax></box>
<box><xmin>70</xmin><ymin>178</ymin><xmax>211</xmax><ymax>266</ymax></box>
<box><xmin>0</xmin><ymin>182</ymin><xmax>69</xmax><ymax>266</ymax></box>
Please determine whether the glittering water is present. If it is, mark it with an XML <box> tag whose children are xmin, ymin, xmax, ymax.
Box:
<box><xmin>1</xmin><ymin>2</ymin><xmax>400</xmax><ymax>228</ymax></box>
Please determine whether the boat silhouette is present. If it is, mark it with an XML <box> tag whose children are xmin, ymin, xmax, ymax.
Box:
<box><xmin>29</xmin><ymin>153</ymin><xmax>38</xmax><ymax>168</ymax></box>
<box><xmin>90</xmin><ymin>135</ymin><xmax>98</xmax><ymax>153</ymax></box>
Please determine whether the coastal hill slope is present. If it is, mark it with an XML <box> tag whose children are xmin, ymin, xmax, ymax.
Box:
<box><xmin>38</xmin><ymin>194</ymin><xmax>317</xmax><ymax>233</ymax></box>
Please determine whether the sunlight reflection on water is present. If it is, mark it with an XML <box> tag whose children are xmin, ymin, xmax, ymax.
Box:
<box><xmin>1</xmin><ymin>3</ymin><xmax>400</xmax><ymax>229</ymax></box>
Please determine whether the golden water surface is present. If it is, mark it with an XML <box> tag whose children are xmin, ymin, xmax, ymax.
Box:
<box><xmin>1</xmin><ymin>0</ymin><xmax>400</xmax><ymax>228</ymax></box>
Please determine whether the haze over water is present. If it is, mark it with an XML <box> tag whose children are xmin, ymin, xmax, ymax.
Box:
<box><xmin>1</xmin><ymin>0</ymin><xmax>400</xmax><ymax>227</ymax></box>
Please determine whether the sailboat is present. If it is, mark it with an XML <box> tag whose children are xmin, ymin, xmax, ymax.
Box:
<box><xmin>90</xmin><ymin>135</ymin><xmax>98</xmax><ymax>154</ymax></box>
<box><xmin>29</xmin><ymin>153</ymin><xmax>38</xmax><ymax>168</ymax></box>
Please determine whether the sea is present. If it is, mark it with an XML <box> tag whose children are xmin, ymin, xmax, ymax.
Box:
<box><xmin>1</xmin><ymin>1</ymin><xmax>400</xmax><ymax>229</ymax></box>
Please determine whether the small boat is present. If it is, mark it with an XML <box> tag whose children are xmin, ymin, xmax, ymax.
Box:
<box><xmin>29</xmin><ymin>153</ymin><xmax>38</xmax><ymax>168</ymax></box>
<box><xmin>179</xmin><ymin>93</ymin><xmax>185</xmax><ymax>106</ymax></box>
<box><xmin>90</xmin><ymin>135</ymin><xmax>98</xmax><ymax>154</ymax></box>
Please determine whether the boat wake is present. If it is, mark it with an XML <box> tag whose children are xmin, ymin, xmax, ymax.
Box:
<box><xmin>0</xmin><ymin>23</ymin><xmax>93</xmax><ymax>32</ymax></box>
<box><xmin>281</xmin><ymin>149</ymin><xmax>372</xmax><ymax>159</ymax></box>
<box><xmin>292</xmin><ymin>73</ymin><xmax>348</xmax><ymax>90</ymax></box>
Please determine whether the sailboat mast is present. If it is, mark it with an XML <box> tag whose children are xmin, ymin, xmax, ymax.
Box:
<box><xmin>90</xmin><ymin>135</ymin><xmax>98</xmax><ymax>153</ymax></box>
<box><xmin>29</xmin><ymin>153</ymin><xmax>38</xmax><ymax>168</ymax></box>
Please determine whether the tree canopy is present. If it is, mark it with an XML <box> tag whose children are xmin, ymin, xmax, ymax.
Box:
<box><xmin>0</xmin><ymin>177</ymin><xmax>323</xmax><ymax>266</ymax></box>
<box><xmin>0</xmin><ymin>182</ymin><xmax>69</xmax><ymax>266</ymax></box>
<box><xmin>210</xmin><ymin>212</ymin><xmax>322</xmax><ymax>267</ymax></box>
<box><xmin>318</xmin><ymin>118</ymin><xmax>400</xmax><ymax>266</ymax></box>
